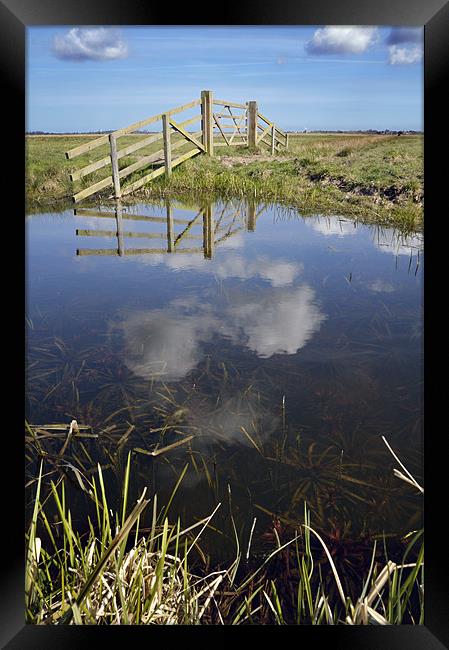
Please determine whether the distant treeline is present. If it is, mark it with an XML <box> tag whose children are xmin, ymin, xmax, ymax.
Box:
<box><xmin>26</xmin><ymin>129</ymin><xmax>423</xmax><ymax>136</ymax></box>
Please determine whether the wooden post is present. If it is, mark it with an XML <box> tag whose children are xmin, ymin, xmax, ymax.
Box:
<box><xmin>271</xmin><ymin>125</ymin><xmax>276</xmax><ymax>155</ymax></box>
<box><xmin>166</xmin><ymin>201</ymin><xmax>174</xmax><ymax>252</ymax></box>
<box><xmin>246</xmin><ymin>198</ymin><xmax>256</xmax><ymax>232</ymax></box>
<box><xmin>286</xmin><ymin>133</ymin><xmax>289</xmax><ymax>150</ymax></box>
<box><xmin>248</xmin><ymin>101</ymin><xmax>258</xmax><ymax>148</ymax></box>
<box><xmin>116</xmin><ymin>200</ymin><xmax>124</xmax><ymax>256</ymax></box>
<box><xmin>109</xmin><ymin>134</ymin><xmax>121</xmax><ymax>198</ymax></box>
<box><xmin>203</xmin><ymin>203</ymin><xmax>214</xmax><ymax>258</ymax></box>
<box><xmin>162</xmin><ymin>114</ymin><xmax>172</xmax><ymax>178</ymax></box>
<box><xmin>201</xmin><ymin>90</ymin><xmax>214</xmax><ymax>156</ymax></box>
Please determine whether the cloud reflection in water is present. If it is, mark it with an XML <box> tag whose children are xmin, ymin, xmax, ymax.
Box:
<box><xmin>116</xmin><ymin>284</ymin><xmax>326</xmax><ymax>382</ymax></box>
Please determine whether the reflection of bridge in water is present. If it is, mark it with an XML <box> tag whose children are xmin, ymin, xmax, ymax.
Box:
<box><xmin>74</xmin><ymin>200</ymin><xmax>266</xmax><ymax>259</ymax></box>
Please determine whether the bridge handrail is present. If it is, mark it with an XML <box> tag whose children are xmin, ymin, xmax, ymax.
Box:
<box><xmin>65</xmin><ymin>98</ymin><xmax>202</xmax><ymax>160</ymax></box>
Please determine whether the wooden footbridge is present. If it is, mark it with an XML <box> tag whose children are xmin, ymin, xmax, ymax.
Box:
<box><xmin>65</xmin><ymin>90</ymin><xmax>288</xmax><ymax>204</ymax></box>
<box><xmin>74</xmin><ymin>199</ymin><xmax>265</xmax><ymax>259</ymax></box>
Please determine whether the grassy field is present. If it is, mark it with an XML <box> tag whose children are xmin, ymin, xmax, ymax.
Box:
<box><xmin>26</xmin><ymin>133</ymin><xmax>423</xmax><ymax>230</ymax></box>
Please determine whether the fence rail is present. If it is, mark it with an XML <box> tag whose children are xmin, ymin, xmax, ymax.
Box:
<box><xmin>65</xmin><ymin>90</ymin><xmax>288</xmax><ymax>203</ymax></box>
<box><xmin>74</xmin><ymin>200</ymin><xmax>264</xmax><ymax>258</ymax></box>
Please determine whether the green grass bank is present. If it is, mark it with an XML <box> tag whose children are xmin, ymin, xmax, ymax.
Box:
<box><xmin>26</xmin><ymin>133</ymin><xmax>423</xmax><ymax>230</ymax></box>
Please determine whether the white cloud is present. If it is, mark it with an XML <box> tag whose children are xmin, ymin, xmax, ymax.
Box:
<box><xmin>130</xmin><ymin>248</ymin><xmax>303</xmax><ymax>288</ymax></box>
<box><xmin>115</xmin><ymin>285</ymin><xmax>326</xmax><ymax>382</ymax></box>
<box><xmin>373</xmin><ymin>230</ymin><xmax>423</xmax><ymax>256</ymax></box>
<box><xmin>53</xmin><ymin>28</ymin><xmax>128</xmax><ymax>61</ymax></box>
<box><xmin>306</xmin><ymin>26</ymin><xmax>378</xmax><ymax>55</ymax></box>
<box><xmin>214</xmin><ymin>256</ymin><xmax>302</xmax><ymax>287</ymax></box>
<box><xmin>368</xmin><ymin>279</ymin><xmax>396</xmax><ymax>293</ymax></box>
<box><xmin>228</xmin><ymin>286</ymin><xmax>326</xmax><ymax>358</ymax></box>
<box><xmin>185</xmin><ymin>390</ymin><xmax>279</xmax><ymax>446</ymax></box>
<box><xmin>115</xmin><ymin>302</ymin><xmax>220</xmax><ymax>382</ymax></box>
<box><xmin>388</xmin><ymin>44</ymin><xmax>423</xmax><ymax>65</ymax></box>
<box><xmin>306</xmin><ymin>215</ymin><xmax>358</xmax><ymax>237</ymax></box>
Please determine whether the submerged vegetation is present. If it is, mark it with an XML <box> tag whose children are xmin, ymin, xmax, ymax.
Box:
<box><xmin>25</xmin><ymin>191</ymin><xmax>423</xmax><ymax>624</ymax></box>
<box><xmin>26</xmin><ymin>133</ymin><xmax>423</xmax><ymax>230</ymax></box>
<box><xmin>25</xmin><ymin>344</ymin><xmax>423</xmax><ymax>625</ymax></box>
<box><xmin>26</xmin><ymin>443</ymin><xmax>423</xmax><ymax>625</ymax></box>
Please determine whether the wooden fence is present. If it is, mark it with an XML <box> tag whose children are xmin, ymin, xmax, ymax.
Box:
<box><xmin>65</xmin><ymin>90</ymin><xmax>288</xmax><ymax>203</ymax></box>
<box><xmin>74</xmin><ymin>200</ymin><xmax>266</xmax><ymax>258</ymax></box>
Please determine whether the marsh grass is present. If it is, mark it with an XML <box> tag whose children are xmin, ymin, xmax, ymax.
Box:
<box><xmin>26</xmin><ymin>134</ymin><xmax>423</xmax><ymax>230</ymax></box>
<box><xmin>26</xmin><ymin>444</ymin><xmax>424</xmax><ymax>625</ymax></box>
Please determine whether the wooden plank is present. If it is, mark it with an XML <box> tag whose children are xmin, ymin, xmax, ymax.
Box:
<box><xmin>74</xmin><ymin>209</ymin><xmax>193</xmax><ymax>224</ymax></box>
<box><xmin>76</xmin><ymin>229</ymin><xmax>166</xmax><ymax>238</ymax></box>
<box><xmin>116</xmin><ymin>203</ymin><xmax>125</xmax><ymax>256</ymax></box>
<box><xmin>214</xmin><ymin>99</ymin><xmax>247</xmax><ymax>109</ymax></box>
<box><xmin>117</xmin><ymin>132</ymin><xmax>163</xmax><ymax>158</ymax></box>
<box><xmin>257</xmin><ymin>123</ymin><xmax>272</xmax><ymax>145</ymax></box>
<box><xmin>178</xmin><ymin>115</ymin><xmax>202</xmax><ymax>128</ymax></box>
<box><xmin>118</xmin><ymin>131</ymin><xmax>202</xmax><ymax>180</ymax></box>
<box><xmin>201</xmin><ymin>90</ymin><xmax>214</xmax><ymax>155</ymax></box>
<box><xmin>77</xmin><ymin>228</ymin><xmax>202</xmax><ymax>241</ymax></box>
<box><xmin>119</xmin><ymin>150</ymin><xmax>164</xmax><ymax>179</ymax></box>
<box><xmin>274</xmin><ymin>131</ymin><xmax>286</xmax><ymax>145</ymax></box>
<box><xmin>228</xmin><ymin>107</ymin><xmax>247</xmax><ymax>144</ymax></box>
<box><xmin>174</xmin><ymin>210</ymin><xmax>203</xmax><ymax>247</ymax></box>
<box><xmin>109</xmin><ymin>134</ymin><xmax>121</xmax><ymax>198</ymax></box>
<box><xmin>213</xmin><ymin>114</ymin><xmax>230</xmax><ymax>145</ymax></box>
<box><xmin>73</xmin><ymin>175</ymin><xmax>113</xmax><ymax>203</ymax></box>
<box><xmin>77</xmin><ymin>248</ymin><xmax>120</xmax><ymax>256</ymax></box>
<box><xmin>258</xmin><ymin>135</ymin><xmax>272</xmax><ymax>148</ymax></box>
<box><xmin>202</xmin><ymin>204</ymin><xmax>214</xmax><ymax>259</ymax></box>
<box><xmin>275</xmin><ymin>125</ymin><xmax>287</xmax><ymax>137</ymax></box>
<box><xmin>77</xmin><ymin>247</ymin><xmax>204</xmax><ymax>256</ymax></box>
<box><xmin>248</xmin><ymin>101</ymin><xmax>258</xmax><ymax>148</ymax></box>
<box><xmin>169</xmin><ymin>119</ymin><xmax>205</xmax><ymax>152</ymax></box>
<box><xmin>70</xmin><ymin>133</ymin><xmax>163</xmax><ymax>181</ymax></box>
<box><xmin>166</xmin><ymin>203</ymin><xmax>174</xmax><ymax>252</ymax></box>
<box><xmin>113</xmin><ymin>98</ymin><xmax>202</xmax><ymax>139</ymax></box>
<box><xmin>257</xmin><ymin>112</ymin><xmax>273</xmax><ymax>127</ymax></box>
<box><xmin>214</xmin><ymin>142</ymin><xmax>247</xmax><ymax>147</ymax></box>
<box><xmin>70</xmin><ymin>155</ymin><xmax>111</xmax><ymax>182</ymax></box>
<box><xmin>214</xmin><ymin>226</ymin><xmax>244</xmax><ymax>244</ymax></box>
<box><xmin>120</xmin><ymin>146</ymin><xmax>200</xmax><ymax>197</ymax></box>
<box><xmin>121</xmin><ymin>166</ymin><xmax>166</xmax><ymax>195</ymax></box>
<box><xmin>172</xmin><ymin>247</ymin><xmax>204</xmax><ymax>254</ymax></box>
<box><xmin>246</xmin><ymin>199</ymin><xmax>256</xmax><ymax>231</ymax></box>
<box><xmin>271</xmin><ymin>125</ymin><xmax>275</xmax><ymax>155</ymax></box>
<box><xmin>65</xmin><ymin>134</ymin><xmax>109</xmax><ymax>160</ymax></box>
<box><xmin>65</xmin><ymin>99</ymin><xmax>201</xmax><ymax>159</ymax></box>
<box><xmin>163</xmin><ymin>114</ymin><xmax>172</xmax><ymax>178</ymax></box>
<box><xmin>214</xmin><ymin>209</ymin><xmax>239</xmax><ymax>233</ymax></box>
<box><xmin>171</xmin><ymin>146</ymin><xmax>202</xmax><ymax>168</ymax></box>
<box><xmin>214</xmin><ymin>112</ymin><xmax>246</xmax><ymax>118</ymax></box>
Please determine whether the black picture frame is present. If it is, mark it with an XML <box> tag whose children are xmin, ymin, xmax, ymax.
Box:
<box><xmin>2</xmin><ymin>0</ymin><xmax>447</xmax><ymax>647</ymax></box>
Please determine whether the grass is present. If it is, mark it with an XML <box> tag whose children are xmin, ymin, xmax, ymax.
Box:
<box><xmin>26</xmin><ymin>440</ymin><xmax>424</xmax><ymax>625</ymax></box>
<box><xmin>26</xmin><ymin>133</ymin><xmax>423</xmax><ymax>230</ymax></box>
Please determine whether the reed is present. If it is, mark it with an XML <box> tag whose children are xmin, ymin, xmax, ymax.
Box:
<box><xmin>26</xmin><ymin>446</ymin><xmax>423</xmax><ymax>625</ymax></box>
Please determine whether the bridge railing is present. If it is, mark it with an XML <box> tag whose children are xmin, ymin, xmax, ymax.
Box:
<box><xmin>65</xmin><ymin>90</ymin><xmax>288</xmax><ymax>203</ymax></box>
<box><xmin>73</xmin><ymin>200</ymin><xmax>264</xmax><ymax>258</ymax></box>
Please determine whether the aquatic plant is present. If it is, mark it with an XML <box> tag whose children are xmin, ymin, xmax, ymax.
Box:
<box><xmin>25</xmin><ymin>442</ymin><xmax>423</xmax><ymax>625</ymax></box>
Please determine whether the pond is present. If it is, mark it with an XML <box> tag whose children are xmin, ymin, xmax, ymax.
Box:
<box><xmin>26</xmin><ymin>199</ymin><xmax>423</xmax><ymax>590</ymax></box>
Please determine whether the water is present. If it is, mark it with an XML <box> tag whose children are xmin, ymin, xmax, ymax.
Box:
<box><xmin>26</xmin><ymin>199</ymin><xmax>423</xmax><ymax>578</ymax></box>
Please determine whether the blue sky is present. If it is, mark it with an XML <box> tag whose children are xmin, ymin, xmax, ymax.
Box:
<box><xmin>26</xmin><ymin>26</ymin><xmax>423</xmax><ymax>132</ymax></box>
